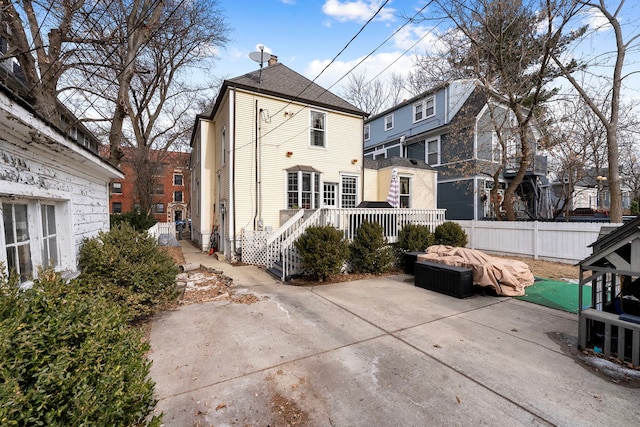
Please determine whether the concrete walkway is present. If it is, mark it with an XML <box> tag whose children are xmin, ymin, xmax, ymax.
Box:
<box><xmin>149</xmin><ymin>241</ymin><xmax>640</xmax><ymax>426</ymax></box>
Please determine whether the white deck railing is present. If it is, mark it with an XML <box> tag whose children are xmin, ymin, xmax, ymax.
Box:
<box><xmin>241</xmin><ymin>208</ymin><xmax>446</xmax><ymax>280</ymax></box>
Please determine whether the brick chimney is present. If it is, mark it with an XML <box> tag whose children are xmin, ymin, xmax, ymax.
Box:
<box><xmin>268</xmin><ymin>55</ymin><xmax>278</xmax><ymax>66</ymax></box>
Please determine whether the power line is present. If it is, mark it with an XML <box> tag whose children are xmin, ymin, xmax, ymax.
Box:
<box><xmin>242</xmin><ymin>1</ymin><xmax>435</xmax><ymax>149</ymax></box>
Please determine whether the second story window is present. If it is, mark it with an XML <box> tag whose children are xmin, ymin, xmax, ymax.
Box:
<box><xmin>174</xmin><ymin>191</ymin><xmax>183</xmax><ymax>202</ymax></box>
<box><xmin>364</xmin><ymin>124</ymin><xmax>370</xmax><ymax>141</ymax></box>
<box><xmin>174</xmin><ymin>174</ymin><xmax>183</xmax><ymax>186</ymax></box>
<box><xmin>310</xmin><ymin>111</ymin><xmax>326</xmax><ymax>147</ymax></box>
<box><xmin>112</xmin><ymin>182</ymin><xmax>122</xmax><ymax>193</ymax></box>
<box><xmin>384</xmin><ymin>114</ymin><xmax>394</xmax><ymax>131</ymax></box>
<box><xmin>154</xmin><ymin>184</ymin><xmax>164</xmax><ymax>195</ymax></box>
<box><xmin>414</xmin><ymin>96</ymin><xmax>435</xmax><ymax>122</ymax></box>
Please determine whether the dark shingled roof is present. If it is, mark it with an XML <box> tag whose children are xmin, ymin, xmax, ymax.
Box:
<box><xmin>213</xmin><ymin>63</ymin><xmax>366</xmax><ymax>118</ymax></box>
<box><xmin>364</xmin><ymin>156</ymin><xmax>434</xmax><ymax>171</ymax></box>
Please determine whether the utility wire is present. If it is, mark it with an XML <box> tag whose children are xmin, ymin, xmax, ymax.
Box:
<box><xmin>238</xmin><ymin>0</ymin><xmax>434</xmax><ymax>150</ymax></box>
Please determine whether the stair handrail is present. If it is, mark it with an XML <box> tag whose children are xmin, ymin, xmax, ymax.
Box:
<box><xmin>279</xmin><ymin>208</ymin><xmax>325</xmax><ymax>279</ymax></box>
<box><xmin>265</xmin><ymin>209</ymin><xmax>306</xmax><ymax>270</ymax></box>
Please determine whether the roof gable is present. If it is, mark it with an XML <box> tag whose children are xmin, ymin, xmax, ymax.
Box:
<box><xmin>214</xmin><ymin>63</ymin><xmax>366</xmax><ymax>118</ymax></box>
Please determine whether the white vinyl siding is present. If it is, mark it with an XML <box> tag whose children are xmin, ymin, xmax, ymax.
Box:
<box><xmin>231</xmin><ymin>90</ymin><xmax>363</xmax><ymax>232</ymax></box>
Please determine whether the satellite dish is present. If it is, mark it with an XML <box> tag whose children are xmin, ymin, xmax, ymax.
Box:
<box><xmin>249</xmin><ymin>50</ymin><xmax>272</xmax><ymax>66</ymax></box>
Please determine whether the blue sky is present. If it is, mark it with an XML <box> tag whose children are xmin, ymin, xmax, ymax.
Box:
<box><xmin>212</xmin><ymin>0</ymin><xmax>436</xmax><ymax>92</ymax></box>
<box><xmin>209</xmin><ymin>0</ymin><xmax>640</xmax><ymax>101</ymax></box>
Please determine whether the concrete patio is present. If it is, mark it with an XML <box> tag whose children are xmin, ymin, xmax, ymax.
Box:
<box><xmin>148</xmin><ymin>241</ymin><xmax>640</xmax><ymax>426</ymax></box>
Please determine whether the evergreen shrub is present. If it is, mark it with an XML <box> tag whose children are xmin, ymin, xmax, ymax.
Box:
<box><xmin>434</xmin><ymin>221</ymin><xmax>468</xmax><ymax>247</ymax></box>
<box><xmin>110</xmin><ymin>211</ymin><xmax>157</xmax><ymax>231</ymax></box>
<box><xmin>0</xmin><ymin>268</ymin><xmax>161</xmax><ymax>426</ymax></box>
<box><xmin>78</xmin><ymin>223</ymin><xmax>179</xmax><ymax>322</ymax></box>
<box><xmin>349</xmin><ymin>220</ymin><xmax>394</xmax><ymax>274</ymax></box>
<box><xmin>294</xmin><ymin>226</ymin><xmax>350</xmax><ymax>281</ymax></box>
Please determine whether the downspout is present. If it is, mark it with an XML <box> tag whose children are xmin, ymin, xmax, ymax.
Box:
<box><xmin>229</xmin><ymin>87</ymin><xmax>236</xmax><ymax>256</ymax></box>
<box><xmin>254</xmin><ymin>99</ymin><xmax>258</xmax><ymax>230</ymax></box>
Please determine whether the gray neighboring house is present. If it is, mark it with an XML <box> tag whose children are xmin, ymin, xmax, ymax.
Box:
<box><xmin>364</xmin><ymin>79</ymin><xmax>551</xmax><ymax>220</ymax></box>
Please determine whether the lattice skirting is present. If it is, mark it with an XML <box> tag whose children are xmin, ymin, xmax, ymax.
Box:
<box><xmin>240</xmin><ymin>229</ymin><xmax>270</xmax><ymax>266</ymax></box>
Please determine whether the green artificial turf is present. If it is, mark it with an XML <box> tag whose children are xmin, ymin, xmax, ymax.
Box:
<box><xmin>516</xmin><ymin>278</ymin><xmax>592</xmax><ymax>314</ymax></box>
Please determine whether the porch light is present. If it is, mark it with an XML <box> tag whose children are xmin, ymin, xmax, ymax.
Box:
<box><xmin>351</xmin><ymin>159</ymin><xmax>358</xmax><ymax>164</ymax></box>
<box><xmin>286</xmin><ymin>151</ymin><xmax>293</xmax><ymax>157</ymax></box>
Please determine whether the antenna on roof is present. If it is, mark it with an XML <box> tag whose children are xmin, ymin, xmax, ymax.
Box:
<box><xmin>249</xmin><ymin>45</ymin><xmax>272</xmax><ymax>86</ymax></box>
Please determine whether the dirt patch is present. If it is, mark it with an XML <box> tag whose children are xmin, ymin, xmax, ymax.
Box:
<box><xmin>176</xmin><ymin>267</ymin><xmax>267</xmax><ymax>305</ymax></box>
<box><xmin>268</xmin><ymin>392</ymin><xmax>310</xmax><ymax>426</ymax></box>
<box><xmin>498</xmin><ymin>255</ymin><xmax>579</xmax><ymax>280</ymax></box>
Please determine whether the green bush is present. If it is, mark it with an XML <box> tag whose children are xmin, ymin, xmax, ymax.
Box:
<box><xmin>434</xmin><ymin>221</ymin><xmax>468</xmax><ymax>247</ymax></box>
<box><xmin>349</xmin><ymin>220</ymin><xmax>394</xmax><ymax>274</ymax></box>
<box><xmin>294</xmin><ymin>226</ymin><xmax>350</xmax><ymax>281</ymax></box>
<box><xmin>110</xmin><ymin>211</ymin><xmax>157</xmax><ymax>231</ymax></box>
<box><xmin>397</xmin><ymin>224</ymin><xmax>434</xmax><ymax>253</ymax></box>
<box><xmin>78</xmin><ymin>223</ymin><xmax>179</xmax><ymax>322</ymax></box>
<box><xmin>0</xmin><ymin>268</ymin><xmax>161</xmax><ymax>426</ymax></box>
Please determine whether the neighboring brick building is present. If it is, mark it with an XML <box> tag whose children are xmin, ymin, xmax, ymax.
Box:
<box><xmin>108</xmin><ymin>148</ymin><xmax>190</xmax><ymax>223</ymax></box>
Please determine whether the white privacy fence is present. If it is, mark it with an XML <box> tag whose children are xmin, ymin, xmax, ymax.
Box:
<box><xmin>456</xmin><ymin>220</ymin><xmax>621</xmax><ymax>264</ymax></box>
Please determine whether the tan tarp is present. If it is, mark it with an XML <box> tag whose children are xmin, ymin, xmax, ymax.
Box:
<box><xmin>417</xmin><ymin>245</ymin><xmax>535</xmax><ymax>296</ymax></box>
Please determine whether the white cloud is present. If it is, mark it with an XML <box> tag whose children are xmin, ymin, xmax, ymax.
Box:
<box><xmin>583</xmin><ymin>8</ymin><xmax>611</xmax><ymax>32</ymax></box>
<box><xmin>391</xmin><ymin>24</ymin><xmax>442</xmax><ymax>53</ymax></box>
<box><xmin>279</xmin><ymin>0</ymin><xmax>295</xmax><ymax>4</ymax></box>
<box><xmin>322</xmin><ymin>0</ymin><xmax>396</xmax><ymax>23</ymax></box>
<box><xmin>255</xmin><ymin>43</ymin><xmax>273</xmax><ymax>53</ymax></box>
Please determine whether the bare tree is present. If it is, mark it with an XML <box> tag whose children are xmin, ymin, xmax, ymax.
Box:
<box><xmin>423</xmin><ymin>0</ymin><xmax>582</xmax><ymax>220</ymax></box>
<box><xmin>550</xmin><ymin>0</ymin><xmax>640</xmax><ymax>222</ymax></box>
<box><xmin>340</xmin><ymin>71</ymin><xmax>387</xmax><ymax>116</ymax></box>
<box><xmin>340</xmin><ymin>71</ymin><xmax>409</xmax><ymax>116</ymax></box>
<box><xmin>75</xmin><ymin>0</ymin><xmax>229</xmax><ymax>213</ymax></box>
<box><xmin>0</xmin><ymin>0</ymin><xmax>87</xmax><ymax>121</ymax></box>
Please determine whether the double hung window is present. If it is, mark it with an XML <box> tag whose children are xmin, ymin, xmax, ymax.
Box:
<box><xmin>310</xmin><ymin>111</ymin><xmax>326</xmax><ymax>147</ymax></box>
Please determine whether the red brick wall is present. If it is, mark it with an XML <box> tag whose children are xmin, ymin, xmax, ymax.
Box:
<box><xmin>108</xmin><ymin>149</ymin><xmax>191</xmax><ymax>223</ymax></box>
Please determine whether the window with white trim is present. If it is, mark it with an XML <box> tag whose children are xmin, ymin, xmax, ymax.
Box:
<box><xmin>341</xmin><ymin>175</ymin><xmax>358</xmax><ymax>208</ymax></box>
<box><xmin>40</xmin><ymin>204</ymin><xmax>58</xmax><ymax>268</ymax></box>
<box><xmin>310</xmin><ymin>111</ymin><xmax>326</xmax><ymax>147</ymax></box>
<box><xmin>399</xmin><ymin>176</ymin><xmax>411</xmax><ymax>208</ymax></box>
<box><xmin>364</xmin><ymin>124</ymin><xmax>370</xmax><ymax>141</ymax></box>
<box><xmin>427</xmin><ymin>139</ymin><xmax>439</xmax><ymax>165</ymax></box>
<box><xmin>414</xmin><ymin>96</ymin><xmax>435</xmax><ymax>122</ymax></box>
<box><xmin>112</xmin><ymin>182</ymin><xmax>122</xmax><ymax>193</ymax></box>
<box><xmin>174</xmin><ymin>174</ymin><xmax>183</xmax><ymax>186</ymax></box>
<box><xmin>384</xmin><ymin>114</ymin><xmax>394</xmax><ymax>131</ymax></box>
<box><xmin>287</xmin><ymin>171</ymin><xmax>320</xmax><ymax>209</ymax></box>
<box><xmin>3</xmin><ymin>203</ymin><xmax>33</xmax><ymax>282</ymax></box>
